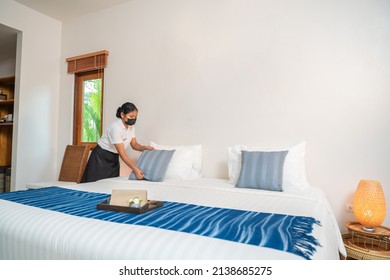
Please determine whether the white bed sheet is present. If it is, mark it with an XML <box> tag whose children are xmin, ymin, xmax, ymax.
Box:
<box><xmin>0</xmin><ymin>177</ymin><xmax>346</xmax><ymax>260</ymax></box>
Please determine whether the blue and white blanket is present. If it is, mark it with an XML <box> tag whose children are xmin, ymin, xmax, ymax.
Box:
<box><xmin>0</xmin><ymin>187</ymin><xmax>321</xmax><ymax>259</ymax></box>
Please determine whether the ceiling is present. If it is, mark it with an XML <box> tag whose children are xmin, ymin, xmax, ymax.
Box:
<box><xmin>13</xmin><ymin>0</ymin><xmax>134</xmax><ymax>22</ymax></box>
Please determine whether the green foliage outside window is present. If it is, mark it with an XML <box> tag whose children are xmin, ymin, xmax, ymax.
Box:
<box><xmin>82</xmin><ymin>79</ymin><xmax>102</xmax><ymax>142</ymax></box>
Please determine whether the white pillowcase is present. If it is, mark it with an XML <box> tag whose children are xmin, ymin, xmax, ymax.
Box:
<box><xmin>150</xmin><ymin>141</ymin><xmax>202</xmax><ymax>180</ymax></box>
<box><xmin>227</xmin><ymin>141</ymin><xmax>309</xmax><ymax>190</ymax></box>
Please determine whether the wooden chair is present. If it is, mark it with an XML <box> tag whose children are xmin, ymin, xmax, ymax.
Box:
<box><xmin>58</xmin><ymin>145</ymin><xmax>90</xmax><ymax>183</ymax></box>
<box><xmin>26</xmin><ymin>145</ymin><xmax>90</xmax><ymax>189</ymax></box>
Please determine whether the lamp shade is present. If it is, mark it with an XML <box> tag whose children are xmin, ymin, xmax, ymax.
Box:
<box><xmin>353</xmin><ymin>180</ymin><xmax>386</xmax><ymax>231</ymax></box>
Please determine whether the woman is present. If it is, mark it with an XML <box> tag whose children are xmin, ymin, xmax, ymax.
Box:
<box><xmin>81</xmin><ymin>102</ymin><xmax>154</xmax><ymax>183</ymax></box>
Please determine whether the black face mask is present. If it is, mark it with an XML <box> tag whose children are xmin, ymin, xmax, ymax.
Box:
<box><xmin>125</xmin><ymin>118</ymin><xmax>137</xmax><ymax>126</ymax></box>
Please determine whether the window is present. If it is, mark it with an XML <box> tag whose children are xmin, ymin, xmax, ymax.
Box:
<box><xmin>66</xmin><ymin>50</ymin><xmax>108</xmax><ymax>148</ymax></box>
<box><xmin>73</xmin><ymin>70</ymin><xmax>104</xmax><ymax>147</ymax></box>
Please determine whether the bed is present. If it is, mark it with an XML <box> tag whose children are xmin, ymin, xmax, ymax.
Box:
<box><xmin>0</xmin><ymin>142</ymin><xmax>346</xmax><ymax>260</ymax></box>
<box><xmin>0</xmin><ymin>177</ymin><xmax>345</xmax><ymax>260</ymax></box>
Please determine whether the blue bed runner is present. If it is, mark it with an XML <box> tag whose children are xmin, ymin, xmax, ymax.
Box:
<box><xmin>0</xmin><ymin>187</ymin><xmax>321</xmax><ymax>259</ymax></box>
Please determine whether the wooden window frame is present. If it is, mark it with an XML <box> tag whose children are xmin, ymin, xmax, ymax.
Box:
<box><xmin>66</xmin><ymin>50</ymin><xmax>108</xmax><ymax>149</ymax></box>
<box><xmin>73</xmin><ymin>70</ymin><xmax>104</xmax><ymax>149</ymax></box>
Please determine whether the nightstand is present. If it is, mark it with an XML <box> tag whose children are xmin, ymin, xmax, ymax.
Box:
<box><xmin>342</xmin><ymin>222</ymin><xmax>390</xmax><ymax>260</ymax></box>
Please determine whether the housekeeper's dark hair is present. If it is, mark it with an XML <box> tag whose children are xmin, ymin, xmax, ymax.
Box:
<box><xmin>116</xmin><ymin>102</ymin><xmax>138</xmax><ymax>118</ymax></box>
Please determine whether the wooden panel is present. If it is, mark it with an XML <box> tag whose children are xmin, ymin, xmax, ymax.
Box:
<box><xmin>0</xmin><ymin>126</ymin><xmax>12</xmax><ymax>166</ymax></box>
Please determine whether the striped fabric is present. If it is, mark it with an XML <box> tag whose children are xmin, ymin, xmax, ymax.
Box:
<box><xmin>236</xmin><ymin>150</ymin><xmax>288</xmax><ymax>191</ymax></box>
<box><xmin>0</xmin><ymin>187</ymin><xmax>321</xmax><ymax>259</ymax></box>
<box><xmin>129</xmin><ymin>149</ymin><xmax>175</xmax><ymax>182</ymax></box>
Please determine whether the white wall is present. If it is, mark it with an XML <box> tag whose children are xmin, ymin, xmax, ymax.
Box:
<box><xmin>0</xmin><ymin>0</ymin><xmax>62</xmax><ymax>190</ymax></box>
<box><xmin>0</xmin><ymin>57</ymin><xmax>16</xmax><ymax>77</ymax></box>
<box><xmin>60</xmin><ymin>0</ymin><xmax>389</xmax><ymax>230</ymax></box>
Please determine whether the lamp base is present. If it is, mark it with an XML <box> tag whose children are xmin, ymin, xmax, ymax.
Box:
<box><xmin>362</xmin><ymin>226</ymin><xmax>375</xmax><ymax>232</ymax></box>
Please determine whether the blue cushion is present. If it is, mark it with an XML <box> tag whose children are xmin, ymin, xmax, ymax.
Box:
<box><xmin>236</xmin><ymin>150</ymin><xmax>288</xmax><ymax>191</ymax></box>
<box><xmin>129</xmin><ymin>150</ymin><xmax>175</xmax><ymax>182</ymax></box>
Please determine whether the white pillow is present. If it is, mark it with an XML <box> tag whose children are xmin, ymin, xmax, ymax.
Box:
<box><xmin>150</xmin><ymin>141</ymin><xmax>202</xmax><ymax>180</ymax></box>
<box><xmin>227</xmin><ymin>141</ymin><xmax>309</xmax><ymax>189</ymax></box>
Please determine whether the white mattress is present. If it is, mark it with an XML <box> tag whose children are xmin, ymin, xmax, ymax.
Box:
<box><xmin>0</xmin><ymin>177</ymin><xmax>346</xmax><ymax>260</ymax></box>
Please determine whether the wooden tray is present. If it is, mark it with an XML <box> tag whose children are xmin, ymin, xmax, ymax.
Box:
<box><xmin>97</xmin><ymin>198</ymin><xmax>163</xmax><ymax>214</ymax></box>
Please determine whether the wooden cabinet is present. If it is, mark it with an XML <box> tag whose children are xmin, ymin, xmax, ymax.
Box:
<box><xmin>0</xmin><ymin>76</ymin><xmax>15</xmax><ymax>168</ymax></box>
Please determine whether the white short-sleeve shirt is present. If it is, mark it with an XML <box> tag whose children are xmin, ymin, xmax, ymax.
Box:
<box><xmin>98</xmin><ymin>118</ymin><xmax>136</xmax><ymax>153</ymax></box>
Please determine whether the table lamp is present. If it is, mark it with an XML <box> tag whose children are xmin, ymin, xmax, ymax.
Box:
<box><xmin>353</xmin><ymin>179</ymin><xmax>386</xmax><ymax>232</ymax></box>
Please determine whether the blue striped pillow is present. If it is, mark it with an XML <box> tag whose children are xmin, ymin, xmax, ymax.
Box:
<box><xmin>236</xmin><ymin>150</ymin><xmax>288</xmax><ymax>191</ymax></box>
<box><xmin>129</xmin><ymin>150</ymin><xmax>175</xmax><ymax>182</ymax></box>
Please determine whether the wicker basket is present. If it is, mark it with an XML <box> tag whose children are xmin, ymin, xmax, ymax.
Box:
<box><xmin>342</xmin><ymin>231</ymin><xmax>390</xmax><ymax>260</ymax></box>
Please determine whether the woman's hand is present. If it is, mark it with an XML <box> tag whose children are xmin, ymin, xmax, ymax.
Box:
<box><xmin>133</xmin><ymin>168</ymin><xmax>144</xmax><ymax>180</ymax></box>
<box><xmin>130</xmin><ymin>138</ymin><xmax>155</xmax><ymax>151</ymax></box>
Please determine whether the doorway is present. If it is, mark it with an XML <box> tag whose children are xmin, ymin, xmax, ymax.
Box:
<box><xmin>0</xmin><ymin>23</ymin><xmax>19</xmax><ymax>192</ymax></box>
